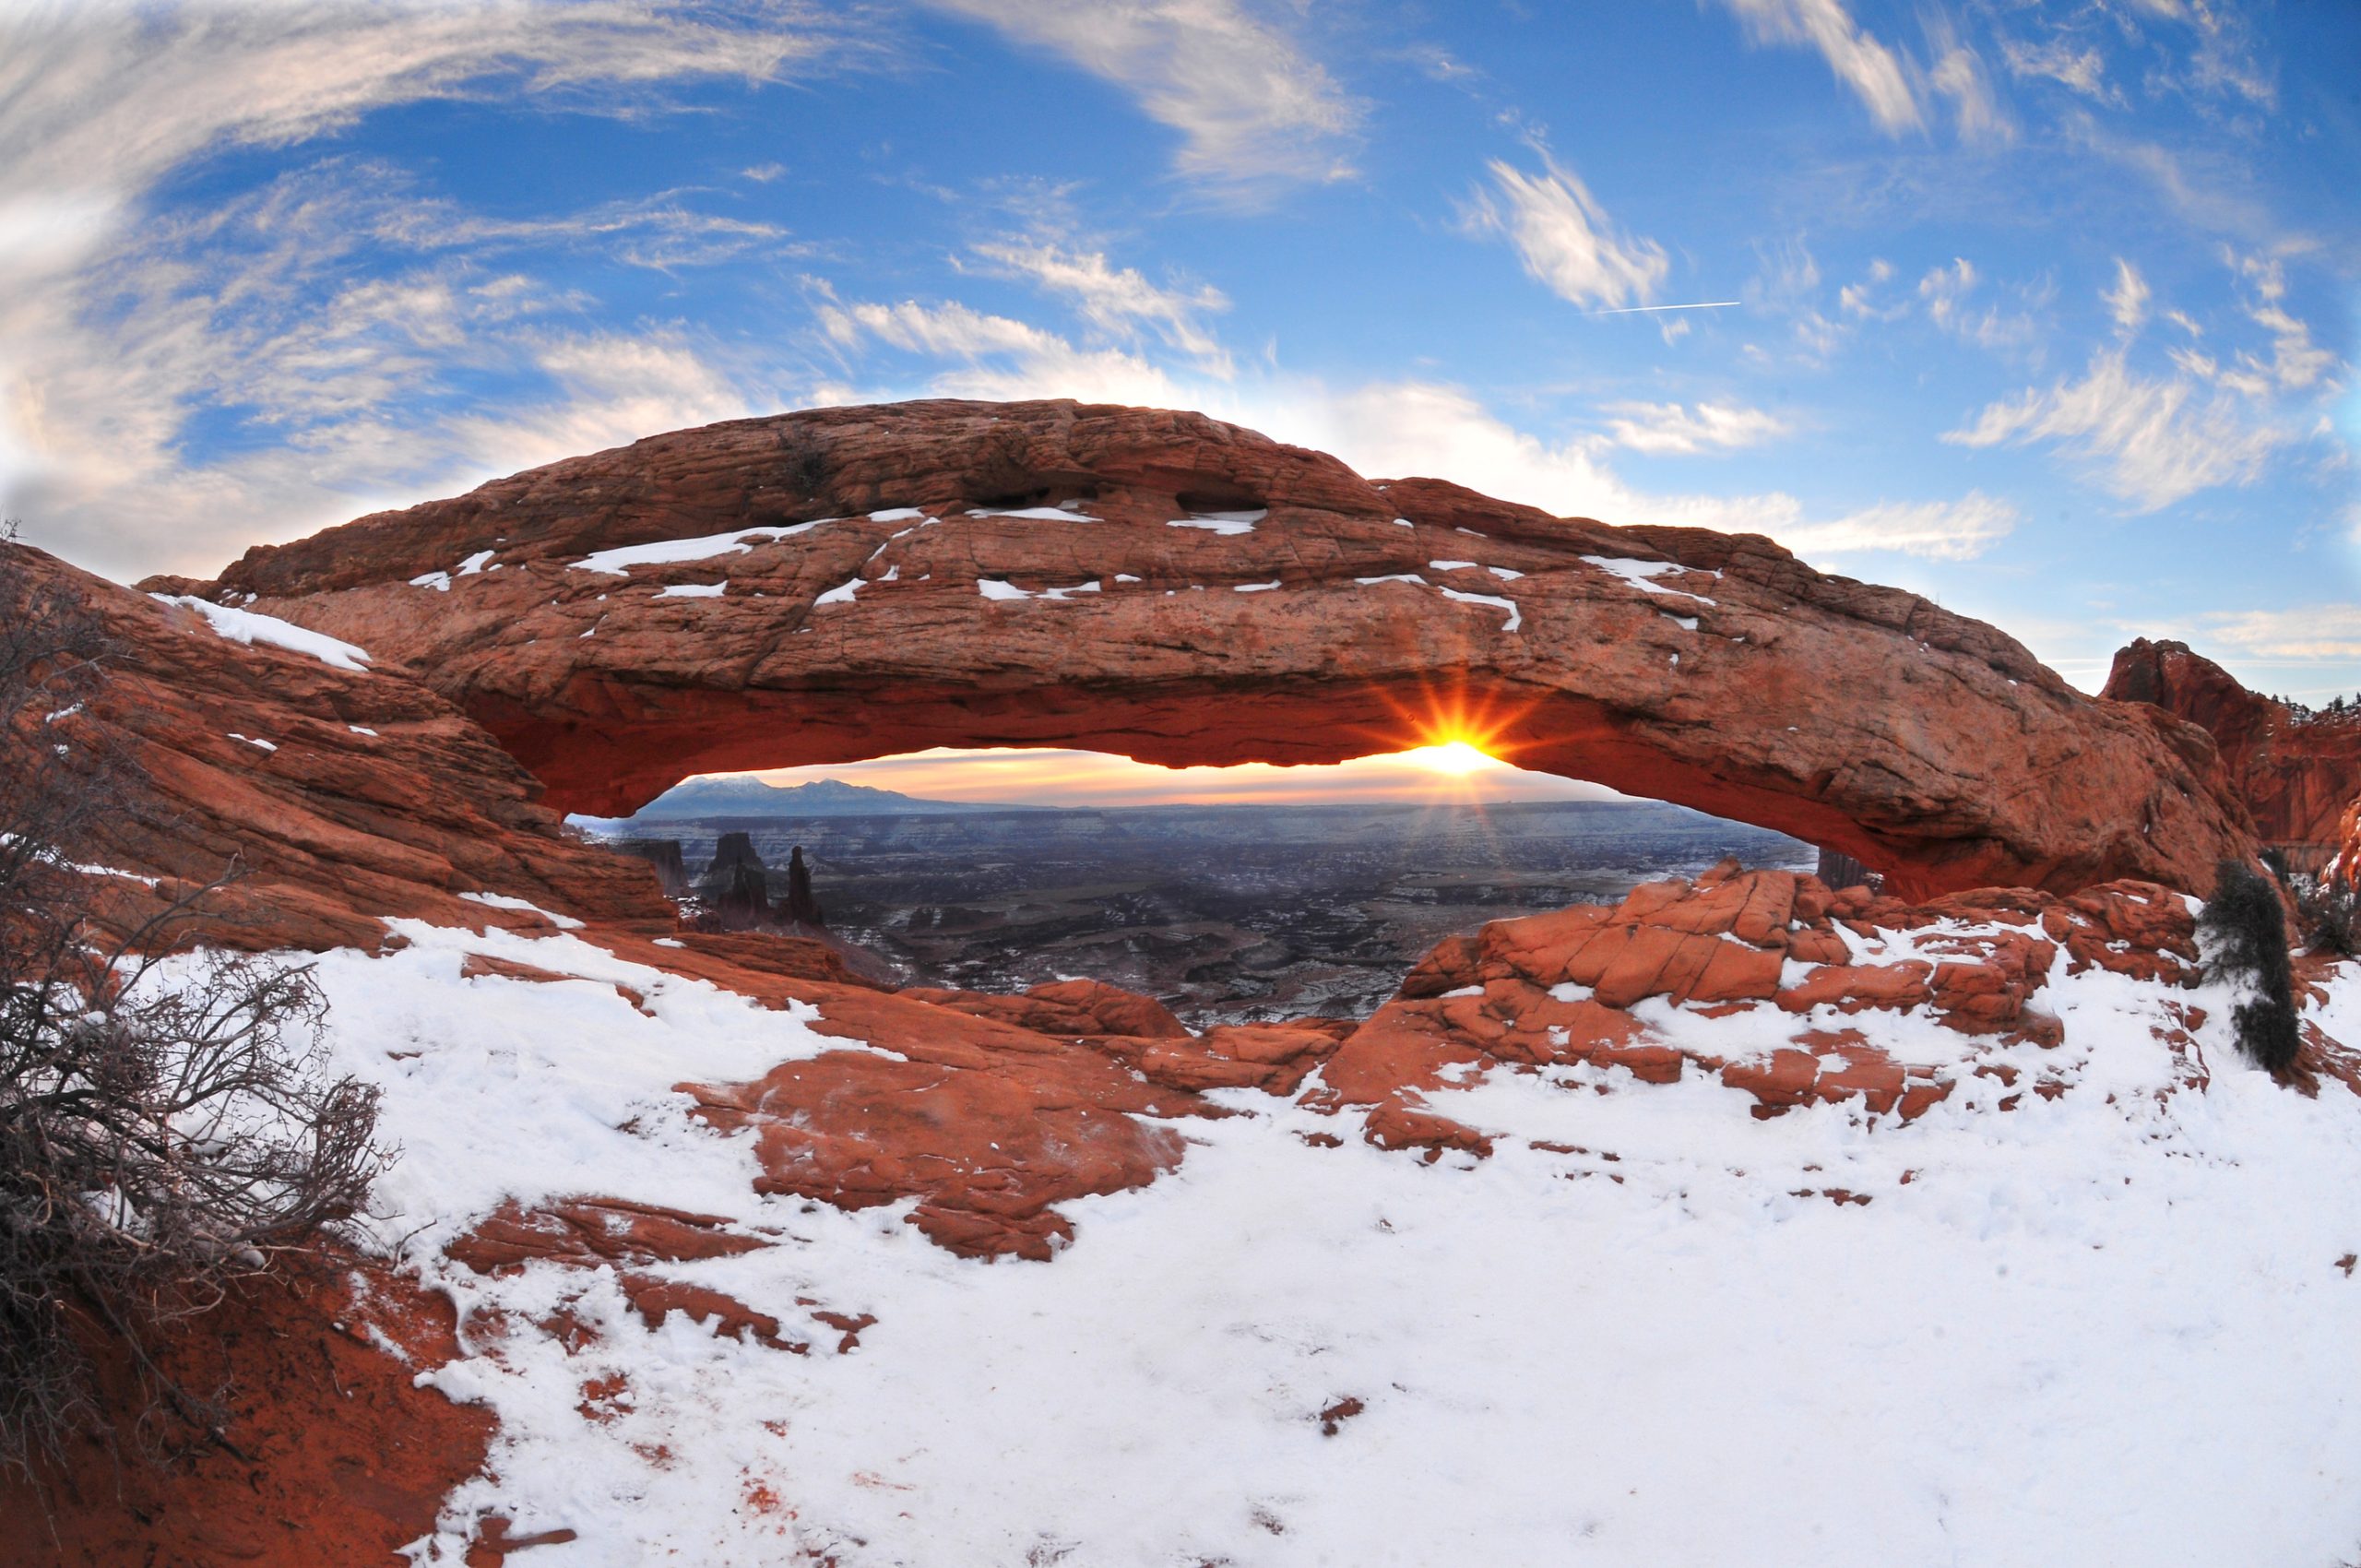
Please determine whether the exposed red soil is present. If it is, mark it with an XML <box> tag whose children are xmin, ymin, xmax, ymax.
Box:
<box><xmin>0</xmin><ymin>1254</ymin><xmax>492</xmax><ymax>1568</ymax></box>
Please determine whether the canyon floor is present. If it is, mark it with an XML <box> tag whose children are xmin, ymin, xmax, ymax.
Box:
<box><xmin>606</xmin><ymin>799</ymin><xmax>1811</xmax><ymax>1025</ymax></box>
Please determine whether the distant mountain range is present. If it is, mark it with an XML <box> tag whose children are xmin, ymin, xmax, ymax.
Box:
<box><xmin>616</xmin><ymin>776</ymin><xmax>1027</xmax><ymax>821</ymax></box>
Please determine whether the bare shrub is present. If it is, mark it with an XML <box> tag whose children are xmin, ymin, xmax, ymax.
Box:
<box><xmin>2298</xmin><ymin>875</ymin><xmax>2360</xmax><ymax>959</ymax></box>
<box><xmin>1</xmin><ymin>539</ymin><xmax>388</xmax><ymax>1484</ymax></box>
<box><xmin>2196</xmin><ymin>858</ymin><xmax>2300</xmax><ymax>1074</ymax></box>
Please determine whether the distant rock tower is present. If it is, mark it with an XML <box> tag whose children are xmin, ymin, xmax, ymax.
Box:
<box><xmin>1815</xmin><ymin>847</ymin><xmax>1879</xmax><ymax>893</ymax></box>
<box><xmin>614</xmin><ymin>837</ymin><xmax>689</xmax><ymax>897</ymax></box>
<box><xmin>702</xmin><ymin>832</ymin><xmax>773</xmax><ymax>928</ymax></box>
<box><xmin>785</xmin><ymin>845</ymin><xmax>825</xmax><ymax>928</ymax></box>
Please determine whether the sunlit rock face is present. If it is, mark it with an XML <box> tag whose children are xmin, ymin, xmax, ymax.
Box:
<box><xmin>2105</xmin><ymin>636</ymin><xmax>2361</xmax><ymax>861</ymax></box>
<box><xmin>157</xmin><ymin>398</ymin><xmax>2253</xmax><ymax>901</ymax></box>
<box><xmin>2</xmin><ymin>539</ymin><xmax>672</xmax><ymax>954</ymax></box>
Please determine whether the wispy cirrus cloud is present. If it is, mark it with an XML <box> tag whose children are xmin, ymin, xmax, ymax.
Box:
<box><xmin>1773</xmin><ymin>493</ymin><xmax>2018</xmax><ymax>563</ymax></box>
<box><xmin>1924</xmin><ymin>14</ymin><xmax>2010</xmax><ymax>141</ymax></box>
<box><xmin>378</xmin><ymin>194</ymin><xmax>798</xmax><ymax>272</ymax></box>
<box><xmin>1945</xmin><ymin>350</ymin><xmax>2283</xmax><ymax>510</ymax></box>
<box><xmin>1599</xmin><ymin>400</ymin><xmax>1787</xmax><ymax>456</ymax></box>
<box><xmin>810</xmin><ymin>282</ymin><xmax>2012</xmax><ymax>564</ymax></box>
<box><xmin>0</xmin><ymin>1</ymin><xmax>874</xmax><ymax>240</ymax></box>
<box><xmin>1464</xmin><ymin>154</ymin><xmax>1667</xmax><ymax>311</ymax></box>
<box><xmin>1916</xmin><ymin>257</ymin><xmax>2041</xmax><ymax>358</ymax></box>
<box><xmin>966</xmin><ymin>238</ymin><xmax>1233</xmax><ymax>374</ymax></box>
<box><xmin>813</xmin><ymin>292</ymin><xmax>1189</xmax><ymax>410</ymax></box>
<box><xmin>2104</xmin><ymin>258</ymin><xmax>2151</xmax><ymax>334</ymax></box>
<box><xmin>914</xmin><ymin>0</ymin><xmax>1360</xmax><ymax>196</ymax></box>
<box><xmin>2179</xmin><ymin>605</ymin><xmax>2361</xmax><ymax>667</ymax></box>
<box><xmin>1707</xmin><ymin>0</ymin><xmax>1922</xmax><ymax>133</ymax></box>
<box><xmin>0</xmin><ymin>1</ymin><xmax>860</xmax><ymax>579</ymax></box>
<box><xmin>1944</xmin><ymin>253</ymin><xmax>2342</xmax><ymax>510</ymax></box>
<box><xmin>1999</xmin><ymin>35</ymin><xmax>2122</xmax><ymax>105</ymax></box>
<box><xmin>3</xmin><ymin>163</ymin><xmax>770</xmax><ymax>578</ymax></box>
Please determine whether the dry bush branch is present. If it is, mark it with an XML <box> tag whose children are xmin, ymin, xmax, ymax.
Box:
<box><xmin>1</xmin><ymin>532</ymin><xmax>389</xmax><ymax>1486</ymax></box>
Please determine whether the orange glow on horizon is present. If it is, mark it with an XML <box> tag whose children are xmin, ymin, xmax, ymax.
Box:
<box><xmin>716</xmin><ymin>742</ymin><xmax>1618</xmax><ymax>810</ymax></box>
<box><xmin>683</xmin><ymin>683</ymin><xmax>1612</xmax><ymax>809</ymax></box>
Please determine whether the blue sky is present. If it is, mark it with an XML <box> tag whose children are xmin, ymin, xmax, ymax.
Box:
<box><xmin>4</xmin><ymin>0</ymin><xmax>2355</xmax><ymax>717</ymax></box>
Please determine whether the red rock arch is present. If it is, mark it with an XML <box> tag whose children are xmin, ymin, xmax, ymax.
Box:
<box><xmin>169</xmin><ymin>400</ymin><xmax>2254</xmax><ymax>901</ymax></box>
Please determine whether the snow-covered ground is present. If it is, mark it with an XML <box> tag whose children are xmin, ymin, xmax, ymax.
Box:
<box><xmin>208</xmin><ymin>917</ymin><xmax>2361</xmax><ymax>1565</ymax></box>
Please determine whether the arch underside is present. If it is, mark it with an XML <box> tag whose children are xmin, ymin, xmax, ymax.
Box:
<box><xmin>482</xmin><ymin>670</ymin><xmax>2135</xmax><ymax>904</ymax></box>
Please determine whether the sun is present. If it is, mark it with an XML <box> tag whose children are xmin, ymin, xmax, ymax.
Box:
<box><xmin>1402</xmin><ymin>739</ymin><xmax>1501</xmax><ymax>775</ymax></box>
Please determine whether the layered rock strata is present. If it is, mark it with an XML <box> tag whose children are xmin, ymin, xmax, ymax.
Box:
<box><xmin>157</xmin><ymin>399</ymin><xmax>2253</xmax><ymax>900</ymax></box>
<box><xmin>2106</xmin><ymin>636</ymin><xmax>2361</xmax><ymax>862</ymax></box>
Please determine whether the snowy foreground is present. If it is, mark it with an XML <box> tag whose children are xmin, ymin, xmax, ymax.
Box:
<box><xmin>216</xmin><ymin>918</ymin><xmax>2361</xmax><ymax>1565</ymax></box>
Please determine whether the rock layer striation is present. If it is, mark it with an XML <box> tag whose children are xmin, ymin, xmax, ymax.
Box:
<box><xmin>2105</xmin><ymin>636</ymin><xmax>2361</xmax><ymax>860</ymax></box>
<box><xmin>161</xmin><ymin>399</ymin><xmax>2251</xmax><ymax>900</ymax></box>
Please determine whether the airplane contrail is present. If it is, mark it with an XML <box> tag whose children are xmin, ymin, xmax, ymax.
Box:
<box><xmin>1584</xmin><ymin>300</ymin><xmax>1742</xmax><ymax>316</ymax></box>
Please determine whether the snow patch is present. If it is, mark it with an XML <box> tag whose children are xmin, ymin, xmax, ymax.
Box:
<box><xmin>457</xmin><ymin>892</ymin><xmax>585</xmax><ymax>931</ymax></box>
<box><xmin>1580</xmin><ymin>555</ymin><xmax>1718</xmax><ymax>606</ymax></box>
<box><xmin>570</xmin><ymin>524</ymin><xmax>827</xmax><ymax>576</ymax></box>
<box><xmin>151</xmin><ymin>595</ymin><xmax>373</xmax><ymax>671</ymax></box>
<box><xmin>968</xmin><ymin>501</ymin><xmax>1098</xmax><ymax>521</ymax></box>
<box><xmin>1168</xmin><ymin>510</ymin><xmax>1266</xmax><ymax>536</ymax></box>
<box><xmin>129</xmin><ymin>916</ymin><xmax>2361</xmax><ymax>1568</ymax></box>
<box><xmin>1439</xmin><ymin>586</ymin><xmax>1521</xmax><ymax>634</ymax></box>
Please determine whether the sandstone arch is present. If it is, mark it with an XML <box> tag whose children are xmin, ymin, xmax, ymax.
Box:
<box><xmin>164</xmin><ymin>399</ymin><xmax>2254</xmax><ymax>901</ymax></box>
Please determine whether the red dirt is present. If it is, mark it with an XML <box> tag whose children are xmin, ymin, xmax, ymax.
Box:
<box><xmin>0</xmin><ymin>1253</ymin><xmax>491</xmax><ymax>1568</ymax></box>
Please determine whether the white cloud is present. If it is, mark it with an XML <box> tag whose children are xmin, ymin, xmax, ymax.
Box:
<box><xmin>1289</xmin><ymin>382</ymin><xmax>2005</xmax><ymax>562</ymax></box>
<box><xmin>967</xmin><ymin>239</ymin><xmax>1231</xmax><ymax>373</ymax></box>
<box><xmin>1709</xmin><ymin>0</ymin><xmax>1923</xmax><ymax>133</ymax></box>
<box><xmin>1837</xmin><ymin>256</ymin><xmax>1904</xmax><ymax>321</ymax></box>
<box><xmin>2230</xmin><ymin>255</ymin><xmax>2334</xmax><ymax>393</ymax></box>
<box><xmin>0</xmin><ymin>2</ymin><xmax>861</xmax><ymax>244</ymax></box>
<box><xmin>816</xmin><ymin>296</ymin><xmax>1189</xmax><ymax>409</ymax></box>
<box><xmin>914</xmin><ymin>0</ymin><xmax>1358</xmax><ymax>194</ymax></box>
<box><xmin>1599</xmin><ymin>400</ymin><xmax>1787</xmax><ymax>456</ymax></box>
<box><xmin>1925</xmin><ymin>19</ymin><xmax>2010</xmax><ymax>141</ymax></box>
<box><xmin>1999</xmin><ymin>37</ymin><xmax>2121</xmax><ymax>104</ymax></box>
<box><xmin>1774</xmin><ymin>493</ymin><xmax>2018</xmax><ymax>562</ymax></box>
<box><xmin>1465</xmin><ymin>155</ymin><xmax>1667</xmax><ymax>310</ymax></box>
<box><xmin>2130</xmin><ymin>0</ymin><xmax>2277</xmax><ymax>109</ymax></box>
<box><xmin>1916</xmin><ymin>258</ymin><xmax>2038</xmax><ymax>356</ymax></box>
<box><xmin>379</xmin><ymin>196</ymin><xmax>794</xmax><ymax>272</ymax></box>
<box><xmin>2104</xmin><ymin>258</ymin><xmax>2150</xmax><ymax>334</ymax></box>
<box><xmin>813</xmin><ymin>288</ymin><xmax>2009</xmax><ymax>565</ymax></box>
<box><xmin>0</xmin><ymin>1</ymin><xmax>871</xmax><ymax>579</ymax></box>
<box><xmin>1944</xmin><ymin>349</ymin><xmax>2284</xmax><ymax>510</ymax></box>
<box><xmin>2190</xmin><ymin>606</ymin><xmax>2361</xmax><ymax>664</ymax></box>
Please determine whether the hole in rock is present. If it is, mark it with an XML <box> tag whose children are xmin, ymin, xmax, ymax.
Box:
<box><xmin>575</xmin><ymin>741</ymin><xmax>1815</xmax><ymax>1029</ymax></box>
